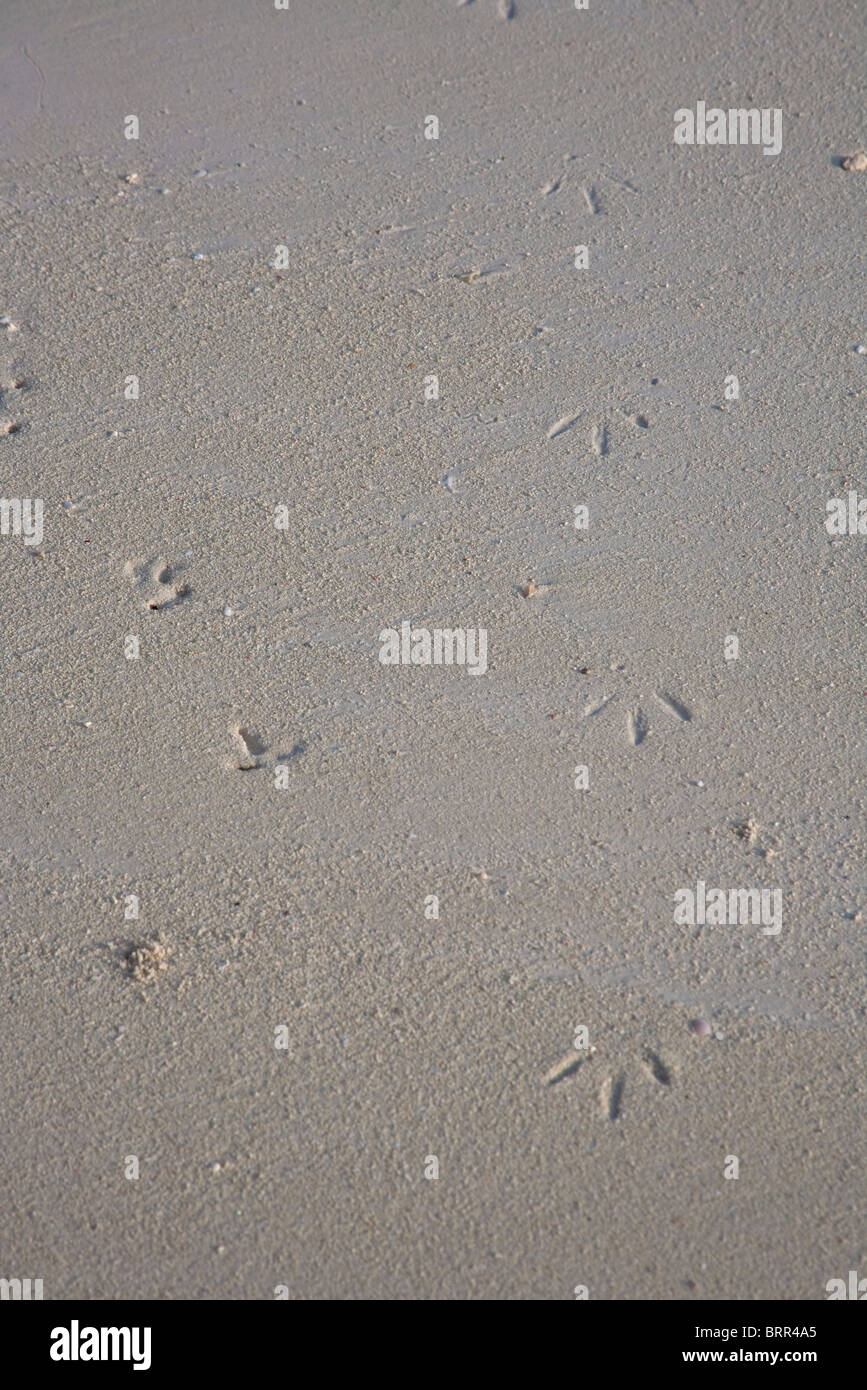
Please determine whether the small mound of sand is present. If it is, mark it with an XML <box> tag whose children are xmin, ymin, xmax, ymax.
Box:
<box><xmin>125</xmin><ymin>939</ymin><xmax>171</xmax><ymax>984</ymax></box>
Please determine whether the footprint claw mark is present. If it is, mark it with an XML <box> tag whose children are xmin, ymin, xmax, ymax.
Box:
<box><xmin>546</xmin><ymin>412</ymin><xmax>582</xmax><ymax>440</ymax></box>
<box><xmin>544</xmin><ymin>1046</ymin><xmax>596</xmax><ymax>1086</ymax></box>
<box><xmin>583</xmin><ymin>694</ymin><xmax>616</xmax><ymax>718</ymax></box>
<box><xmin>591</xmin><ymin>422</ymin><xmax>609</xmax><ymax>456</ymax></box>
<box><xmin>541</xmin><ymin>175</ymin><xmax>564</xmax><ymax>196</ymax></box>
<box><xmin>0</xmin><ymin>375</ymin><xmax>28</xmax><ymax>395</ymax></box>
<box><xmin>628</xmin><ymin>707</ymin><xmax>649</xmax><ymax>746</ymax></box>
<box><xmin>455</xmin><ymin>260</ymin><xmax>509</xmax><ymax>284</ymax></box>
<box><xmin>655</xmin><ymin>692</ymin><xmax>692</xmax><ymax>722</ymax></box>
<box><xmin>229</xmin><ymin>724</ymin><xmax>268</xmax><ymax>772</ymax></box>
<box><xmin>600</xmin><ymin>1073</ymin><xmax>625</xmax><ymax>1121</ymax></box>
<box><xmin>642</xmin><ymin>1049</ymin><xmax>673</xmax><ymax>1087</ymax></box>
<box><xmin>497</xmin><ymin>0</ymin><xmax>516</xmax><ymax>18</ymax></box>
<box><xmin>582</xmin><ymin>184</ymin><xmax>603</xmax><ymax>215</ymax></box>
<box><xmin>125</xmin><ymin>557</ymin><xmax>191</xmax><ymax>611</ymax></box>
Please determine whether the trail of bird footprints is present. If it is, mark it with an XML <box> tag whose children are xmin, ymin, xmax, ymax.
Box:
<box><xmin>0</xmin><ymin>369</ymin><xmax>28</xmax><ymax>435</ymax></box>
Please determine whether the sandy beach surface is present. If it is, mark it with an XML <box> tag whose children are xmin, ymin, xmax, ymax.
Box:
<box><xmin>0</xmin><ymin>0</ymin><xmax>864</xmax><ymax>1299</ymax></box>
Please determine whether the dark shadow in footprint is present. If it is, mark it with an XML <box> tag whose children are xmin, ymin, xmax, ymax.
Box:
<box><xmin>655</xmin><ymin>692</ymin><xmax>692</xmax><ymax>722</ymax></box>
<box><xmin>628</xmin><ymin>708</ymin><xmax>649</xmax><ymax>746</ymax></box>
<box><xmin>642</xmin><ymin>1049</ymin><xmax>672</xmax><ymax>1086</ymax></box>
<box><xmin>602</xmin><ymin>1073</ymin><xmax>625</xmax><ymax>1121</ymax></box>
<box><xmin>231</xmin><ymin>725</ymin><xmax>267</xmax><ymax>771</ymax></box>
<box><xmin>276</xmin><ymin>742</ymin><xmax>307</xmax><ymax>763</ymax></box>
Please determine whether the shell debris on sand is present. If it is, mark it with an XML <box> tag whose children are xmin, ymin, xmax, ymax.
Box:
<box><xmin>841</xmin><ymin>151</ymin><xmax>867</xmax><ymax>171</ymax></box>
<box><xmin>520</xmin><ymin>578</ymin><xmax>553</xmax><ymax>598</ymax></box>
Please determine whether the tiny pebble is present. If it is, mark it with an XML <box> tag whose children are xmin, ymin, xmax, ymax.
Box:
<box><xmin>854</xmin><ymin>345</ymin><xmax>867</xmax><ymax>354</ymax></box>
<box><xmin>841</xmin><ymin>151</ymin><xmax>867</xmax><ymax>172</ymax></box>
<box><xmin>690</xmin><ymin>1018</ymin><xmax>712</xmax><ymax>1037</ymax></box>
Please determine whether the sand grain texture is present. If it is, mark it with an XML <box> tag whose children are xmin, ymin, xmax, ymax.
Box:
<box><xmin>0</xmin><ymin>0</ymin><xmax>863</xmax><ymax>1300</ymax></box>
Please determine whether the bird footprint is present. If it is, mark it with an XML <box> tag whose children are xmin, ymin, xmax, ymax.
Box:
<box><xmin>125</xmin><ymin>557</ymin><xmax>191</xmax><ymax>611</ymax></box>
<box><xmin>545</xmin><ymin>1042</ymin><xmax>676</xmax><ymax>1123</ymax></box>
<box><xmin>228</xmin><ymin>724</ymin><xmax>268</xmax><ymax>772</ymax></box>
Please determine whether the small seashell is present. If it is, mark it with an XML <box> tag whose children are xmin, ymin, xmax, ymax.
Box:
<box><xmin>841</xmin><ymin>151</ymin><xmax>867</xmax><ymax>172</ymax></box>
<box><xmin>690</xmin><ymin>1018</ymin><xmax>712</xmax><ymax>1038</ymax></box>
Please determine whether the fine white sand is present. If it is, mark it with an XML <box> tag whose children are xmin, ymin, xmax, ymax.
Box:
<box><xmin>0</xmin><ymin>0</ymin><xmax>863</xmax><ymax>1299</ymax></box>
